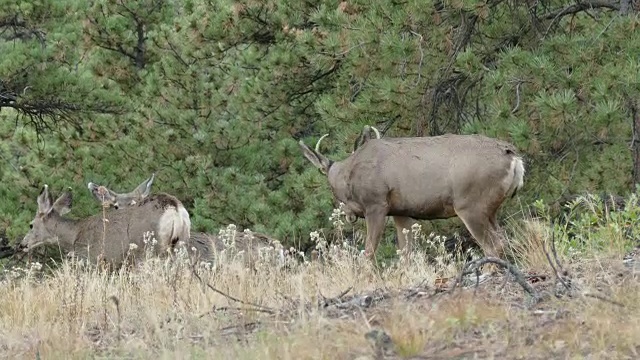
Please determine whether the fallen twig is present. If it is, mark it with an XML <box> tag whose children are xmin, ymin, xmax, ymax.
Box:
<box><xmin>218</xmin><ymin>322</ymin><xmax>261</xmax><ymax>337</ymax></box>
<box><xmin>334</xmin><ymin>295</ymin><xmax>374</xmax><ymax>309</ymax></box>
<box><xmin>543</xmin><ymin>228</ymin><xmax>572</xmax><ymax>294</ymax></box>
<box><xmin>451</xmin><ymin>257</ymin><xmax>543</xmax><ymax>305</ymax></box>
<box><xmin>404</xmin><ymin>281</ymin><xmax>433</xmax><ymax>299</ymax></box>
<box><xmin>190</xmin><ymin>266</ymin><xmax>277</xmax><ymax>314</ymax></box>
<box><xmin>199</xmin><ymin>305</ymin><xmax>276</xmax><ymax>318</ymax></box>
<box><xmin>583</xmin><ymin>292</ymin><xmax>625</xmax><ymax>307</ymax></box>
<box><xmin>319</xmin><ymin>286</ymin><xmax>353</xmax><ymax>307</ymax></box>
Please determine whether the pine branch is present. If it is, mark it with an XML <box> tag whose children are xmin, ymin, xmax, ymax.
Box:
<box><xmin>3</xmin><ymin>96</ymin><xmax>123</xmax><ymax>136</ymax></box>
<box><xmin>0</xmin><ymin>14</ymin><xmax>46</xmax><ymax>43</ymax></box>
<box><xmin>543</xmin><ymin>0</ymin><xmax>620</xmax><ymax>20</ymax></box>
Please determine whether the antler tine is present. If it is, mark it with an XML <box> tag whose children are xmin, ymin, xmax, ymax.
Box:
<box><xmin>315</xmin><ymin>133</ymin><xmax>330</xmax><ymax>152</ymax></box>
<box><xmin>370</xmin><ymin>126</ymin><xmax>381</xmax><ymax>139</ymax></box>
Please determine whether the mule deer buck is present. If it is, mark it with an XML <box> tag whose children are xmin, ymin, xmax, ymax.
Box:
<box><xmin>298</xmin><ymin>128</ymin><xmax>525</xmax><ymax>260</ymax></box>
<box><xmin>19</xmin><ymin>184</ymin><xmax>191</xmax><ymax>268</ymax></box>
<box><xmin>87</xmin><ymin>174</ymin><xmax>281</xmax><ymax>266</ymax></box>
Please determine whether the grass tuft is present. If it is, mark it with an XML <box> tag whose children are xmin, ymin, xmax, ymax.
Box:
<box><xmin>2</xmin><ymin>195</ymin><xmax>640</xmax><ymax>358</ymax></box>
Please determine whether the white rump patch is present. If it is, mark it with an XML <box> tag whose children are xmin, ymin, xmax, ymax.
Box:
<box><xmin>503</xmin><ymin>156</ymin><xmax>525</xmax><ymax>197</ymax></box>
<box><xmin>157</xmin><ymin>206</ymin><xmax>180</xmax><ymax>251</ymax></box>
<box><xmin>178</xmin><ymin>205</ymin><xmax>191</xmax><ymax>240</ymax></box>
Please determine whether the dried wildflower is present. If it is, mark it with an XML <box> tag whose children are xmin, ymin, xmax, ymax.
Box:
<box><xmin>329</xmin><ymin>204</ymin><xmax>346</xmax><ymax>228</ymax></box>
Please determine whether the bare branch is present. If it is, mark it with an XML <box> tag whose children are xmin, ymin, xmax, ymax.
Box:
<box><xmin>5</xmin><ymin>96</ymin><xmax>122</xmax><ymax>132</ymax></box>
<box><xmin>543</xmin><ymin>0</ymin><xmax>620</xmax><ymax>37</ymax></box>
<box><xmin>409</xmin><ymin>31</ymin><xmax>425</xmax><ymax>87</ymax></box>
<box><xmin>451</xmin><ymin>256</ymin><xmax>543</xmax><ymax>306</ymax></box>
<box><xmin>511</xmin><ymin>80</ymin><xmax>523</xmax><ymax>114</ymax></box>
<box><xmin>0</xmin><ymin>14</ymin><xmax>46</xmax><ymax>44</ymax></box>
<box><xmin>190</xmin><ymin>266</ymin><xmax>277</xmax><ymax>314</ymax></box>
<box><xmin>583</xmin><ymin>292</ymin><xmax>625</xmax><ymax>307</ymax></box>
<box><xmin>543</xmin><ymin>0</ymin><xmax>620</xmax><ymax>20</ymax></box>
<box><xmin>543</xmin><ymin>227</ymin><xmax>572</xmax><ymax>294</ymax></box>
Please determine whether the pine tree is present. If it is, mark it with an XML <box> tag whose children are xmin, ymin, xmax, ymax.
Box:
<box><xmin>1</xmin><ymin>0</ymin><xmax>638</xmax><ymax>254</ymax></box>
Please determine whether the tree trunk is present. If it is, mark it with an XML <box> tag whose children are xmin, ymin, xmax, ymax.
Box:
<box><xmin>621</xmin><ymin>0</ymin><xmax>632</xmax><ymax>14</ymax></box>
<box><xmin>631</xmin><ymin>99</ymin><xmax>640</xmax><ymax>190</ymax></box>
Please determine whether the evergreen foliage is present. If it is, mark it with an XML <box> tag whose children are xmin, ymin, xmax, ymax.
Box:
<box><xmin>1</xmin><ymin>0</ymin><xmax>639</xmax><ymax>253</ymax></box>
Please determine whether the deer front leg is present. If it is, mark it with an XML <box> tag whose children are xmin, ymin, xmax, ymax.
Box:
<box><xmin>364</xmin><ymin>207</ymin><xmax>387</xmax><ymax>260</ymax></box>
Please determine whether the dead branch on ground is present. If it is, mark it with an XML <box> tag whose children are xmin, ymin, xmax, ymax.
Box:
<box><xmin>543</xmin><ymin>226</ymin><xmax>572</xmax><ymax>295</ymax></box>
<box><xmin>190</xmin><ymin>266</ymin><xmax>277</xmax><ymax>314</ymax></box>
<box><xmin>583</xmin><ymin>292</ymin><xmax>625</xmax><ymax>307</ymax></box>
<box><xmin>450</xmin><ymin>256</ymin><xmax>543</xmax><ymax>306</ymax></box>
<box><xmin>319</xmin><ymin>286</ymin><xmax>353</xmax><ymax>307</ymax></box>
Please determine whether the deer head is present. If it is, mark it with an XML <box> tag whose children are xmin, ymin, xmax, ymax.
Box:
<box><xmin>20</xmin><ymin>185</ymin><xmax>73</xmax><ymax>251</ymax></box>
<box><xmin>87</xmin><ymin>173</ymin><xmax>155</xmax><ymax>209</ymax></box>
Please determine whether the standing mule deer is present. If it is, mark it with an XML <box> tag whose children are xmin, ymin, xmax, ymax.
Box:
<box><xmin>19</xmin><ymin>184</ymin><xmax>191</xmax><ymax>268</ymax></box>
<box><xmin>298</xmin><ymin>128</ymin><xmax>525</xmax><ymax>260</ymax></box>
<box><xmin>87</xmin><ymin>174</ymin><xmax>281</xmax><ymax>266</ymax></box>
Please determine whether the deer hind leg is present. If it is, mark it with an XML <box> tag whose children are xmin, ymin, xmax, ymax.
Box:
<box><xmin>364</xmin><ymin>207</ymin><xmax>387</xmax><ymax>260</ymax></box>
<box><xmin>393</xmin><ymin>216</ymin><xmax>415</xmax><ymax>255</ymax></box>
<box><xmin>455</xmin><ymin>208</ymin><xmax>505</xmax><ymax>259</ymax></box>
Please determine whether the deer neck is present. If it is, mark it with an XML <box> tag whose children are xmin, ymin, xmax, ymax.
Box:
<box><xmin>46</xmin><ymin>214</ymin><xmax>81</xmax><ymax>252</ymax></box>
<box><xmin>327</xmin><ymin>160</ymin><xmax>351</xmax><ymax>204</ymax></box>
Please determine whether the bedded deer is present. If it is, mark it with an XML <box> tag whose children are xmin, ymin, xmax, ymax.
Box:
<box><xmin>299</xmin><ymin>127</ymin><xmax>525</xmax><ymax>260</ymax></box>
<box><xmin>18</xmin><ymin>184</ymin><xmax>191</xmax><ymax>268</ymax></box>
<box><xmin>87</xmin><ymin>174</ymin><xmax>280</xmax><ymax>265</ymax></box>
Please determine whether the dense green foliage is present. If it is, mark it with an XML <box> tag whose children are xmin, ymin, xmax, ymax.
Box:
<box><xmin>1</xmin><ymin>0</ymin><xmax>639</xmax><ymax>252</ymax></box>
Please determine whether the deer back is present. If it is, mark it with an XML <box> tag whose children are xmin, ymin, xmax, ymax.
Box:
<box><xmin>189</xmin><ymin>230</ymin><xmax>277</xmax><ymax>266</ymax></box>
<box><xmin>331</xmin><ymin>134</ymin><xmax>521</xmax><ymax>218</ymax></box>
<box><xmin>69</xmin><ymin>195</ymin><xmax>185</xmax><ymax>265</ymax></box>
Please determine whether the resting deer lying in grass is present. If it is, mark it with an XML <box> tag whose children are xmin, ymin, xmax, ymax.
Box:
<box><xmin>87</xmin><ymin>174</ymin><xmax>281</xmax><ymax>265</ymax></box>
<box><xmin>19</xmin><ymin>184</ymin><xmax>191</xmax><ymax>268</ymax></box>
<box><xmin>299</xmin><ymin>126</ymin><xmax>525</xmax><ymax>261</ymax></box>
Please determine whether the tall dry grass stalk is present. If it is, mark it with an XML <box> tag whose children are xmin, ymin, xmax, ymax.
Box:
<box><xmin>2</xmin><ymin>195</ymin><xmax>640</xmax><ymax>358</ymax></box>
<box><xmin>0</xmin><ymin>224</ymin><xmax>463</xmax><ymax>359</ymax></box>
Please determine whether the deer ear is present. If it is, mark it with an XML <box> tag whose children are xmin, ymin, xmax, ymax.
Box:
<box><xmin>133</xmin><ymin>173</ymin><xmax>155</xmax><ymax>198</ymax></box>
<box><xmin>299</xmin><ymin>140</ymin><xmax>331</xmax><ymax>174</ymax></box>
<box><xmin>36</xmin><ymin>184</ymin><xmax>53</xmax><ymax>214</ymax></box>
<box><xmin>353</xmin><ymin>125</ymin><xmax>381</xmax><ymax>153</ymax></box>
<box><xmin>353</xmin><ymin>130</ymin><xmax>367</xmax><ymax>153</ymax></box>
<box><xmin>52</xmin><ymin>189</ymin><xmax>73</xmax><ymax>215</ymax></box>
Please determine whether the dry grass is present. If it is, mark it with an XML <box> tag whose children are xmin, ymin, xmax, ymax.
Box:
<box><xmin>1</xmin><ymin>215</ymin><xmax>640</xmax><ymax>359</ymax></box>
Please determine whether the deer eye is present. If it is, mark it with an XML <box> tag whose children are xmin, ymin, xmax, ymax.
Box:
<box><xmin>29</xmin><ymin>223</ymin><xmax>33</xmax><ymax>229</ymax></box>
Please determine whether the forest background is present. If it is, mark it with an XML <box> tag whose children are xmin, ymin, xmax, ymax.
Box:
<box><xmin>2</xmin><ymin>0</ymin><xmax>640</xmax><ymax>255</ymax></box>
